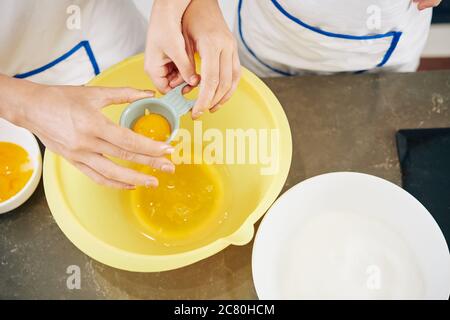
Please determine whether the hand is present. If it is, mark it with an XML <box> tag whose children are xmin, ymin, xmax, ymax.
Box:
<box><xmin>182</xmin><ymin>0</ymin><xmax>241</xmax><ymax>117</ymax></box>
<box><xmin>145</xmin><ymin>0</ymin><xmax>199</xmax><ymax>94</ymax></box>
<box><xmin>0</xmin><ymin>76</ymin><xmax>175</xmax><ymax>189</ymax></box>
<box><xmin>145</xmin><ymin>0</ymin><xmax>241</xmax><ymax>119</ymax></box>
<box><xmin>413</xmin><ymin>0</ymin><xmax>442</xmax><ymax>10</ymax></box>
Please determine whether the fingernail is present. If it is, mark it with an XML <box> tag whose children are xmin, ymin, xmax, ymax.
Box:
<box><xmin>144</xmin><ymin>90</ymin><xmax>154</xmax><ymax>96</ymax></box>
<box><xmin>125</xmin><ymin>185</ymin><xmax>136</xmax><ymax>190</ymax></box>
<box><xmin>161</xmin><ymin>164</ymin><xmax>175</xmax><ymax>173</ymax></box>
<box><xmin>145</xmin><ymin>179</ymin><xmax>158</xmax><ymax>188</ymax></box>
<box><xmin>193</xmin><ymin>111</ymin><xmax>203</xmax><ymax>119</ymax></box>
<box><xmin>163</xmin><ymin>146</ymin><xmax>175</xmax><ymax>154</ymax></box>
<box><xmin>189</xmin><ymin>75</ymin><xmax>198</xmax><ymax>86</ymax></box>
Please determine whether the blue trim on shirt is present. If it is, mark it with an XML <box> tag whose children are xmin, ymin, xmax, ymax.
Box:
<box><xmin>14</xmin><ymin>40</ymin><xmax>100</xmax><ymax>79</ymax></box>
<box><xmin>238</xmin><ymin>0</ymin><xmax>293</xmax><ymax>76</ymax></box>
<box><xmin>238</xmin><ymin>0</ymin><xmax>403</xmax><ymax>75</ymax></box>
<box><xmin>376</xmin><ymin>31</ymin><xmax>402</xmax><ymax>67</ymax></box>
<box><xmin>271</xmin><ymin>0</ymin><xmax>402</xmax><ymax>68</ymax></box>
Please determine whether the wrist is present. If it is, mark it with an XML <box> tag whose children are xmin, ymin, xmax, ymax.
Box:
<box><xmin>153</xmin><ymin>0</ymin><xmax>191</xmax><ymax>22</ymax></box>
<box><xmin>0</xmin><ymin>75</ymin><xmax>43</xmax><ymax>127</ymax></box>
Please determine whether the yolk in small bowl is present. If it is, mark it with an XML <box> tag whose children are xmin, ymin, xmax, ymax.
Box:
<box><xmin>0</xmin><ymin>142</ymin><xmax>34</xmax><ymax>203</ymax></box>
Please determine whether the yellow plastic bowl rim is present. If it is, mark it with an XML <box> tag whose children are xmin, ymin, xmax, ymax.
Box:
<box><xmin>43</xmin><ymin>54</ymin><xmax>293</xmax><ymax>272</ymax></box>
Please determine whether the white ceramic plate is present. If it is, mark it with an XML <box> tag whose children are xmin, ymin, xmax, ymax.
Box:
<box><xmin>0</xmin><ymin>118</ymin><xmax>42</xmax><ymax>214</ymax></box>
<box><xmin>252</xmin><ymin>172</ymin><xmax>450</xmax><ymax>300</ymax></box>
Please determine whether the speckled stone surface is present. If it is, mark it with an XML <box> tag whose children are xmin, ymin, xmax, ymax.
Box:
<box><xmin>1</xmin><ymin>71</ymin><xmax>449</xmax><ymax>299</ymax></box>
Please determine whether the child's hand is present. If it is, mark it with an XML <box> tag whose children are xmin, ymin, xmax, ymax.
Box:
<box><xmin>413</xmin><ymin>0</ymin><xmax>442</xmax><ymax>10</ymax></box>
<box><xmin>182</xmin><ymin>0</ymin><xmax>241</xmax><ymax>117</ymax></box>
<box><xmin>145</xmin><ymin>0</ymin><xmax>241</xmax><ymax>119</ymax></box>
<box><xmin>145</xmin><ymin>0</ymin><xmax>199</xmax><ymax>94</ymax></box>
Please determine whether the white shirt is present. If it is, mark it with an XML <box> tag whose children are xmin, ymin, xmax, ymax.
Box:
<box><xmin>235</xmin><ymin>0</ymin><xmax>432</xmax><ymax>76</ymax></box>
<box><xmin>0</xmin><ymin>0</ymin><xmax>146</xmax><ymax>85</ymax></box>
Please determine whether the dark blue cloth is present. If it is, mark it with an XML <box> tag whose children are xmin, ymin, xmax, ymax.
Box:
<box><xmin>432</xmin><ymin>2</ymin><xmax>450</xmax><ymax>24</ymax></box>
<box><xmin>396</xmin><ymin>128</ymin><xmax>450</xmax><ymax>246</ymax></box>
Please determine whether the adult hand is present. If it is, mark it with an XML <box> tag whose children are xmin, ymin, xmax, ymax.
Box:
<box><xmin>0</xmin><ymin>75</ymin><xmax>175</xmax><ymax>189</ymax></box>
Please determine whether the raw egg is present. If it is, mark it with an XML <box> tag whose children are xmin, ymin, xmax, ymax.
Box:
<box><xmin>130</xmin><ymin>111</ymin><xmax>228</xmax><ymax>246</ymax></box>
<box><xmin>132</xmin><ymin>112</ymin><xmax>171</xmax><ymax>142</ymax></box>
<box><xmin>131</xmin><ymin>162</ymin><xmax>227</xmax><ymax>246</ymax></box>
<box><xmin>0</xmin><ymin>142</ymin><xmax>33</xmax><ymax>203</ymax></box>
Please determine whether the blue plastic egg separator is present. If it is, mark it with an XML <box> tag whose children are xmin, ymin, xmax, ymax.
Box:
<box><xmin>119</xmin><ymin>83</ymin><xmax>195</xmax><ymax>142</ymax></box>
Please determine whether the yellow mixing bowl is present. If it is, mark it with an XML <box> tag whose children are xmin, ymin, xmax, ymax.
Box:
<box><xmin>43</xmin><ymin>54</ymin><xmax>292</xmax><ymax>272</ymax></box>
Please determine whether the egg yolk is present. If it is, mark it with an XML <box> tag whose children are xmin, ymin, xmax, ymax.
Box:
<box><xmin>132</xmin><ymin>113</ymin><xmax>171</xmax><ymax>142</ymax></box>
<box><xmin>0</xmin><ymin>142</ymin><xmax>33</xmax><ymax>203</ymax></box>
<box><xmin>131</xmin><ymin>162</ymin><xmax>225</xmax><ymax>246</ymax></box>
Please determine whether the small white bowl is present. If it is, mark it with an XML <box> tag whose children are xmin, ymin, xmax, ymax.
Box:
<box><xmin>253</xmin><ymin>172</ymin><xmax>450</xmax><ymax>300</ymax></box>
<box><xmin>0</xmin><ymin>118</ymin><xmax>42</xmax><ymax>214</ymax></box>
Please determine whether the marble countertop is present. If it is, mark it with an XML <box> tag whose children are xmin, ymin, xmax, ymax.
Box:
<box><xmin>1</xmin><ymin>70</ymin><xmax>449</xmax><ymax>299</ymax></box>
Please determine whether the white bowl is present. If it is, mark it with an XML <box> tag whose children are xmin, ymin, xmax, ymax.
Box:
<box><xmin>253</xmin><ymin>172</ymin><xmax>450</xmax><ymax>300</ymax></box>
<box><xmin>0</xmin><ymin>118</ymin><xmax>42</xmax><ymax>214</ymax></box>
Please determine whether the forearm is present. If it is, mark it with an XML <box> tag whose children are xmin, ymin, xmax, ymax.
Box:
<box><xmin>152</xmin><ymin>0</ymin><xmax>191</xmax><ymax>22</ymax></box>
<box><xmin>187</xmin><ymin>0</ymin><xmax>220</xmax><ymax>12</ymax></box>
<box><xmin>0</xmin><ymin>74</ymin><xmax>41</xmax><ymax>126</ymax></box>
<box><xmin>184</xmin><ymin>0</ymin><xmax>224</xmax><ymax>32</ymax></box>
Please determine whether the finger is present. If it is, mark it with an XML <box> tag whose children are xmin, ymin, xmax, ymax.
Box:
<box><xmin>169</xmin><ymin>39</ymin><xmax>199</xmax><ymax>90</ymax></box>
<box><xmin>167</xmin><ymin>69</ymin><xmax>179</xmax><ymax>84</ymax></box>
<box><xmin>83</xmin><ymin>153</ymin><xmax>159</xmax><ymax>187</ymax></box>
<box><xmin>167</xmin><ymin>36</ymin><xmax>198</xmax><ymax>86</ymax></box>
<box><xmin>210</xmin><ymin>49</ymin><xmax>233</xmax><ymax>107</ymax></box>
<box><xmin>216</xmin><ymin>50</ymin><xmax>241</xmax><ymax>106</ymax></box>
<box><xmin>169</xmin><ymin>68</ymin><xmax>199</xmax><ymax>89</ymax></box>
<box><xmin>95</xmin><ymin>138</ymin><xmax>175</xmax><ymax>173</ymax></box>
<box><xmin>168</xmin><ymin>72</ymin><xmax>196</xmax><ymax>93</ymax></box>
<box><xmin>185</xmin><ymin>35</ymin><xmax>197</xmax><ymax>67</ymax></box>
<box><xmin>181</xmin><ymin>85</ymin><xmax>195</xmax><ymax>94</ymax></box>
<box><xmin>72</xmin><ymin>161</ymin><xmax>135</xmax><ymax>189</ymax></box>
<box><xmin>100</xmin><ymin>121</ymin><xmax>174</xmax><ymax>157</ymax></box>
<box><xmin>169</xmin><ymin>76</ymin><xmax>199</xmax><ymax>95</ymax></box>
<box><xmin>172</xmin><ymin>80</ymin><xmax>196</xmax><ymax>94</ymax></box>
<box><xmin>192</xmin><ymin>45</ymin><xmax>221</xmax><ymax>118</ymax></box>
<box><xmin>209</xmin><ymin>103</ymin><xmax>222</xmax><ymax>113</ymax></box>
<box><xmin>185</xmin><ymin>37</ymin><xmax>200</xmax><ymax>88</ymax></box>
<box><xmin>145</xmin><ymin>61</ymin><xmax>172</xmax><ymax>93</ymax></box>
<box><xmin>169</xmin><ymin>73</ymin><xmax>186</xmax><ymax>88</ymax></box>
<box><xmin>38</xmin><ymin>135</ymin><xmax>135</xmax><ymax>189</ymax></box>
<box><xmin>93</xmin><ymin>87</ymin><xmax>154</xmax><ymax>106</ymax></box>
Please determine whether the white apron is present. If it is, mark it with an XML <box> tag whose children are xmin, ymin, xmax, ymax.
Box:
<box><xmin>0</xmin><ymin>0</ymin><xmax>146</xmax><ymax>85</ymax></box>
<box><xmin>235</xmin><ymin>0</ymin><xmax>432</xmax><ymax>77</ymax></box>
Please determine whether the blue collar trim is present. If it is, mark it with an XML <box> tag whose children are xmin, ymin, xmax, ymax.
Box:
<box><xmin>14</xmin><ymin>40</ymin><xmax>100</xmax><ymax>79</ymax></box>
<box><xmin>238</xmin><ymin>0</ymin><xmax>403</xmax><ymax>75</ymax></box>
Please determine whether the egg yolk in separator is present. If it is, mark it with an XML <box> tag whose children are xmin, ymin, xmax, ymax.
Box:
<box><xmin>132</xmin><ymin>109</ymin><xmax>171</xmax><ymax>142</ymax></box>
